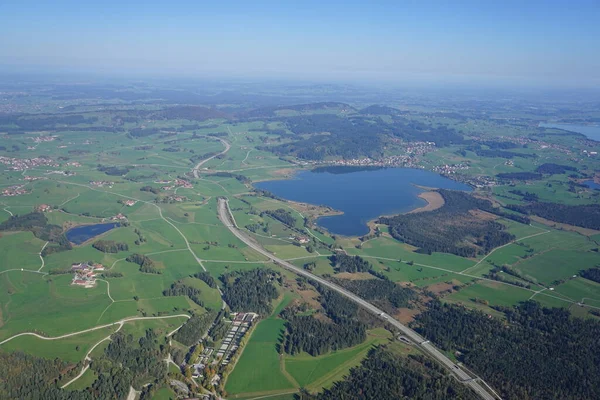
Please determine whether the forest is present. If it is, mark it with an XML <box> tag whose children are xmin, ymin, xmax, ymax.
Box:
<box><xmin>329</xmin><ymin>253</ymin><xmax>372</xmax><ymax>273</ymax></box>
<box><xmin>0</xmin><ymin>329</ymin><xmax>167</xmax><ymax>399</ymax></box>
<box><xmin>0</xmin><ymin>211</ymin><xmax>72</xmax><ymax>255</ymax></box>
<box><xmin>126</xmin><ymin>253</ymin><xmax>161</xmax><ymax>274</ymax></box>
<box><xmin>282</xmin><ymin>314</ymin><xmax>366</xmax><ymax>356</ymax></box>
<box><xmin>173</xmin><ymin>311</ymin><xmax>218</xmax><ymax>346</ymax></box>
<box><xmin>331</xmin><ymin>276</ymin><xmax>416</xmax><ymax>311</ymax></box>
<box><xmin>379</xmin><ymin>190</ymin><xmax>514</xmax><ymax>257</ymax></box>
<box><xmin>507</xmin><ymin>201</ymin><xmax>600</xmax><ymax>229</ymax></box>
<box><xmin>163</xmin><ymin>281</ymin><xmax>204</xmax><ymax>307</ymax></box>
<box><xmin>496</xmin><ymin>172</ymin><xmax>543</xmax><ymax>180</ymax></box>
<box><xmin>535</xmin><ymin>163</ymin><xmax>578</xmax><ymax>174</ymax></box>
<box><xmin>301</xmin><ymin>347</ymin><xmax>477</xmax><ymax>400</ymax></box>
<box><xmin>580</xmin><ymin>267</ymin><xmax>600</xmax><ymax>283</ymax></box>
<box><xmin>263</xmin><ymin>114</ymin><xmax>464</xmax><ymax>160</ymax></box>
<box><xmin>262</xmin><ymin>208</ymin><xmax>296</xmax><ymax>227</ymax></box>
<box><xmin>413</xmin><ymin>301</ymin><xmax>600</xmax><ymax>400</ymax></box>
<box><xmin>92</xmin><ymin>240</ymin><xmax>129</xmax><ymax>253</ymax></box>
<box><xmin>220</xmin><ymin>269</ymin><xmax>281</xmax><ymax>315</ymax></box>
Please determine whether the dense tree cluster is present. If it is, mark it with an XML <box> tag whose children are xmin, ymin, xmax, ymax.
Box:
<box><xmin>0</xmin><ymin>212</ymin><xmax>72</xmax><ymax>255</ymax></box>
<box><xmin>92</xmin><ymin>240</ymin><xmax>129</xmax><ymax>253</ymax></box>
<box><xmin>535</xmin><ymin>163</ymin><xmax>577</xmax><ymax>174</ymax></box>
<box><xmin>0</xmin><ymin>328</ymin><xmax>168</xmax><ymax>399</ymax></box>
<box><xmin>220</xmin><ymin>269</ymin><xmax>280</xmax><ymax>315</ymax></box>
<box><xmin>262</xmin><ymin>208</ymin><xmax>296</xmax><ymax>227</ymax></box>
<box><xmin>96</xmin><ymin>329</ymin><xmax>167</xmax><ymax>389</ymax></box>
<box><xmin>413</xmin><ymin>301</ymin><xmax>600</xmax><ymax>400</ymax></box>
<box><xmin>496</xmin><ymin>172</ymin><xmax>543</xmax><ymax>180</ymax></box>
<box><xmin>282</xmin><ymin>315</ymin><xmax>366</xmax><ymax>356</ymax></box>
<box><xmin>507</xmin><ymin>201</ymin><xmax>600</xmax><ymax>229</ymax></box>
<box><xmin>329</xmin><ymin>253</ymin><xmax>372</xmax><ymax>273</ymax></box>
<box><xmin>96</xmin><ymin>164</ymin><xmax>132</xmax><ymax>176</ymax></box>
<box><xmin>0</xmin><ymin>351</ymin><xmax>88</xmax><ymax>400</ymax></box>
<box><xmin>173</xmin><ymin>311</ymin><xmax>218</xmax><ymax>346</ymax></box>
<box><xmin>193</xmin><ymin>271</ymin><xmax>218</xmax><ymax>288</ymax></box>
<box><xmin>508</xmin><ymin>189</ymin><xmax>539</xmax><ymax>202</ymax></box>
<box><xmin>380</xmin><ymin>190</ymin><xmax>515</xmax><ymax>257</ymax></box>
<box><xmin>126</xmin><ymin>253</ymin><xmax>161</xmax><ymax>274</ymax></box>
<box><xmin>140</xmin><ymin>185</ymin><xmax>161</xmax><ymax>194</ymax></box>
<box><xmin>331</xmin><ymin>276</ymin><xmax>416</xmax><ymax>310</ymax></box>
<box><xmin>313</xmin><ymin>283</ymin><xmax>360</xmax><ymax>323</ymax></box>
<box><xmin>303</xmin><ymin>347</ymin><xmax>477</xmax><ymax>400</ymax></box>
<box><xmin>580</xmin><ymin>267</ymin><xmax>600</xmax><ymax>283</ymax></box>
<box><xmin>163</xmin><ymin>281</ymin><xmax>204</xmax><ymax>307</ymax></box>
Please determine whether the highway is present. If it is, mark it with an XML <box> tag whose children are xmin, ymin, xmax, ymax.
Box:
<box><xmin>217</xmin><ymin>197</ymin><xmax>498</xmax><ymax>400</ymax></box>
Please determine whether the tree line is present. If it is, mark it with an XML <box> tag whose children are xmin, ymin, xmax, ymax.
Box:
<box><xmin>0</xmin><ymin>212</ymin><xmax>72</xmax><ymax>256</ymax></box>
<box><xmin>92</xmin><ymin>240</ymin><xmax>129</xmax><ymax>253</ymax></box>
<box><xmin>507</xmin><ymin>201</ymin><xmax>600</xmax><ymax>230</ymax></box>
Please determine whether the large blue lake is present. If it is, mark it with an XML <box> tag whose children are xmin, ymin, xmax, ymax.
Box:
<box><xmin>66</xmin><ymin>222</ymin><xmax>120</xmax><ymax>245</ymax></box>
<box><xmin>539</xmin><ymin>123</ymin><xmax>600</xmax><ymax>141</ymax></box>
<box><xmin>255</xmin><ymin>167</ymin><xmax>471</xmax><ymax>237</ymax></box>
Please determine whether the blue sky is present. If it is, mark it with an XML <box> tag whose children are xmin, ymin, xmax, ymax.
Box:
<box><xmin>1</xmin><ymin>0</ymin><xmax>598</xmax><ymax>85</ymax></box>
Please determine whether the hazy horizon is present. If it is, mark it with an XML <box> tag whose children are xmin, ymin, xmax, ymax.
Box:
<box><xmin>1</xmin><ymin>1</ymin><xmax>599</xmax><ymax>88</ymax></box>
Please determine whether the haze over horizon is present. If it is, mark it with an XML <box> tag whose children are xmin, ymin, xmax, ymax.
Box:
<box><xmin>1</xmin><ymin>0</ymin><xmax>599</xmax><ymax>87</ymax></box>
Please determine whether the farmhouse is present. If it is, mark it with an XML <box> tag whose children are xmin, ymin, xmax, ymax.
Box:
<box><xmin>36</xmin><ymin>204</ymin><xmax>52</xmax><ymax>212</ymax></box>
<box><xmin>123</xmin><ymin>200</ymin><xmax>137</xmax><ymax>206</ymax></box>
<box><xmin>70</xmin><ymin>262</ymin><xmax>105</xmax><ymax>288</ymax></box>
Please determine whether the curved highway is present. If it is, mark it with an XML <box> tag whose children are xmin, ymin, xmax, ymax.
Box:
<box><xmin>217</xmin><ymin>197</ymin><xmax>499</xmax><ymax>400</ymax></box>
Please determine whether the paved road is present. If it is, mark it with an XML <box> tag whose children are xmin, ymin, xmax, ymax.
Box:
<box><xmin>217</xmin><ymin>198</ymin><xmax>498</xmax><ymax>400</ymax></box>
<box><xmin>192</xmin><ymin>136</ymin><xmax>231</xmax><ymax>178</ymax></box>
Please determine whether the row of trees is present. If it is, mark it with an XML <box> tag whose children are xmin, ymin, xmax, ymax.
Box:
<box><xmin>92</xmin><ymin>240</ymin><xmax>129</xmax><ymax>253</ymax></box>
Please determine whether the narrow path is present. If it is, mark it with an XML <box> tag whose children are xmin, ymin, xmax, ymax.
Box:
<box><xmin>0</xmin><ymin>314</ymin><xmax>190</xmax><ymax>346</ymax></box>
<box><xmin>37</xmin><ymin>241</ymin><xmax>49</xmax><ymax>272</ymax></box>
<box><xmin>460</xmin><ymin>229</ymin><xmax>550</xmax><ymax>274</ymax></box>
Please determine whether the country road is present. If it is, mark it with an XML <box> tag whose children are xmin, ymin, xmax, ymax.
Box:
<box><xmin>217</xmin><ymin>197</ymin><xmax>499</xmax><ymax>400</ymax></box>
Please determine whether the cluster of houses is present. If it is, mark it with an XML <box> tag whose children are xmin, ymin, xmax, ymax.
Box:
<box><xmin>36</xmin><ymin>204</ymin><xmax>53</xmax><ymax>212</ymax></box>
<box><xmin>109</xmin><ymin>213</ymin><xmax>127</xmax><ymax>221</ymax></box>
<box><xmin>0</xmin><ymin>155</ymin><xmax>59</xmax><ymax>171</ymax></box>
<box><xmin>32</xmin><ymin>135</ymin><xmax>58</xmax><ymax>143</ymax></box>
<box><xmin>2</xmin><ymin>185</ymin><xmax>28</xmax><ymax>197</ymax></box>
<box><xmin>123</xmin><ymin>200</ymin><xmax>137</xmax><ymax>206</ymax></box>
<box><xmin>291</xmin><ymin>235</ymin><xmax>310</xmax><ymax>244</ymax></box>
<box><xmin>71</xmin><ymin>262</ymin><xmax>105</xmax><ymax>288</ymax></box>
<box><xmin>89</xmin><ymin>180</ymin><xmax>114</xmax><ymax>188</ymax></box>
